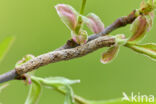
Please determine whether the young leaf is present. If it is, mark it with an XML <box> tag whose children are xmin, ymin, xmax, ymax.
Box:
<box><xmin>55</xmin><ymin>4</ymin><xmax>78</xmax><ymax>31</ymax></box>
<box><xmin>31</xmin><ymin>76</ymin><xmax>80</xmax><ymax>88</ymax></box>
<box><xmin>64</xmin><ymin>85</ymin><xmax>75</xmax><ymax>104</ymax></box>
<box><xmin>15</xmin><ymin>54</ymin><xmax>35</xmax><ymax>67</ymax></box>
<box><xmin>129</xmin><ymin>16</ymin><xmax>148</xmax><ymax>43</ymax></box>
<box><xmin>125</xmin><ymin>43</ymin><xmax>156</xmax><ymax>60</ymax></box>
<box><xmin>29</xmin><ymin>76</ymin><xmax>80</xmax><ymax>104</ymax></box>
<box><xmin>55</xmin><ymin>4</ymin><xmax>88</xmax><ymax>45</ymax></box>
<box><xmin>86</xmin><ymin>13</ymin><xmax>104</xmax><ymax>34</ymax></box>
<box><xmin>25</xmin><ymin>80</ymin><xmax>42</xmax><ymax>104</ymax></box>
<box><xmin>0</xmin><ymin>36</ymin><xmax>15</xmax><ymax>62</ymax></box>
<box><xmin>101</xmin><ymin>45</ymin><xmax>120</xmax><ymax>64</ymax></box>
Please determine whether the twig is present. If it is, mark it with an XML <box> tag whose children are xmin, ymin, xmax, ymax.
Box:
<box><xmin>56</xmin><ymin>10</ymin><xmax>136</xmax><ymax>50</ymax></box>
<box><xmin>0</xmin><ymin>70</ymin><xmax>17</xmax><ymax>83</ymax></box>
<box><xmin>15</xmin><ymin>36</ymin><xmax>115</xmax><ymax>75</ymax></box>
<box><xmin>0</xmin><ymin>10</ymin><xmax>137</xmax><ymax>83</ymax></box>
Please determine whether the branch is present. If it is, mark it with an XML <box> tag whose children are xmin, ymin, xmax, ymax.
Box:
<box><xmin>0</xmin><ymin>70</ymin><xmax>17</xmax><ymax>83</ymax></box>
<box><xmin>0</xmin><ymin>10</ymin><xmax>137</xmax><ymax>83</ymax></box>
<box><xmin>15</xmin><ymin>36</ymin><xmax>115</xmax><ymax>75</ymax></box>
<box><xmin>57</xmin><ymin>10</ymin><xmax>136</xmax><ymax>50</ymax></box>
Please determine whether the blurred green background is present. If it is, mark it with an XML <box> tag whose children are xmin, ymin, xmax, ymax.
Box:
<box><xmin>0</xmin><ymin>0</ymin><xmax>156</xmax><ymax>104</ymax></box>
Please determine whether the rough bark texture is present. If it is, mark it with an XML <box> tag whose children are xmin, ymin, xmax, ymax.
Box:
<box><xmin>15</xmin><ymin>36</ymin><xmax>115</xmax><ymax>75</ymax></box>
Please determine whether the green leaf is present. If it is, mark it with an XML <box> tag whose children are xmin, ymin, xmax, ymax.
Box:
<box><xmin>125</xmin><ymin>43</ymin><xmax>156</xmax><ymax>60</ymax></box>
<box><xmin>64</xmin><ymin>85</ymin><xmax>75</xmax><ymax>104</ymax></box>
<box><xmin>25</xmin><ymin>79</ymin><xmax>42</xmax><ymax>104</ymax></box>
<box><xmin>101</xmin><ymin>45</ymin><xmax>120</xmax><ymax>64</ymax></box>
<box><xmin>29</xmin><ymin>76</ymin><xmax>80</xmax><ymax>104</ymax></box>
<box><xmin>31</xmin><ymin>76</ymin><xmax>80</xmax><ymax>88</ymax></box>
<box><xmin>0</xmin><ymin>36</ymin><xmax>15</xmax><ymax>62</ymax></box>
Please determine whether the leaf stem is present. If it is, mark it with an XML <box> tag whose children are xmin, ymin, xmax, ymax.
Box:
<box><xmin>56</xmin><ymin>87</ymin><xmax>89</xmax><ymax>104</ymax></box>
<box><xmin>75</xmin><ymin>0</ymin><xmax>87</xmax><ymax>34</ymax></box>
<box><xmin>80</xmin><ymin>0</ymin><xmax>87</xmax><ymax>15</ymax></box>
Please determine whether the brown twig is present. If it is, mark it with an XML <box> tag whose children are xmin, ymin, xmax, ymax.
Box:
<box><xmin>15</xmin><ymin>36</ymin><xmax>115</xmax><ymax>75</ymax></box>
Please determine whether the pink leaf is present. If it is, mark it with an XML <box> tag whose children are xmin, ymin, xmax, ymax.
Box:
<box><xmin>129</xmin><ymin>16</ymin><xmax>148</xmax><ymax>43</ymax></box>
<box><xmin>55</xmin><ymin>4</ymin><xmax>78</xmax><ymax>31</ymax></box>
<box><xmin>101</xmin><ymin>45</ymin><xmax>119</xmax><ymax>64</ymax></box>
<box><xmin>86</xmin><ymin>13</ymin><xmax>104</xmax><ymax>34</ymax></box>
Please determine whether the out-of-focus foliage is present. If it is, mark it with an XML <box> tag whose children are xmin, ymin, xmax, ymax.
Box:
<box><xmin>0</xmin><ymin>36</ymin><xmax>14</xmax><ymax>62</ymax></box>
<box><xmin>25</xmin><ymin>80</ymin><xmax>42</xmax><ymax>104</ymax></box>
<box><xmin>25</xmin><ymin>76</ymin><xmax>79</xmax><ymax>104</ymax></box>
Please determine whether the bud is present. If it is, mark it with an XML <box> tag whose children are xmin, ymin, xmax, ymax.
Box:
<box><xmin>148</xmin><ymin>0</ymin><xmax>156</xmax><ymax>8</ymax></box>
<box><xmin>15</xmin><ymin>54</ymin><xmax>35</xmax><ymax>67</ymax></box>
<box><xmin>71</xmin><ymin>30</ymin><xmax>88</xmax><ymax>45</ymax></box>
<box><xmin>140</xmin><ymin>0</ymin><xmax>155</xmax><ymax>14</ymax></box>
<box><xmin>129</xmin><ymin>16</ymin><xmax>148</xmax><ymax>43</ymax></box>
<box><xmin>114</xmin><ymin>34</ymin><xmax>127</xmax><ymax>46</ymax></box>
<box><xmin>101</xmin><ymin>45</ymin><xmax>119</xmax><ymax>64</ymax></box>
<box><xmin>86</xmin><ymin>13</ymin><xmax>104</xmax><ymax>34</ymax></box>
<box><xmin>55</xmin><ymin>4</ymin><xmax>78</xmax><ymax>31</ymax></box>
<box><xmin>25</xmin><ymin>74</ymin><xmax>32</xmax><ymax>85</ymax></box>
<box><xmin>55</xmin><ymin>4</ymin><xmax>89</xmax><ymax>45</ymax></box>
